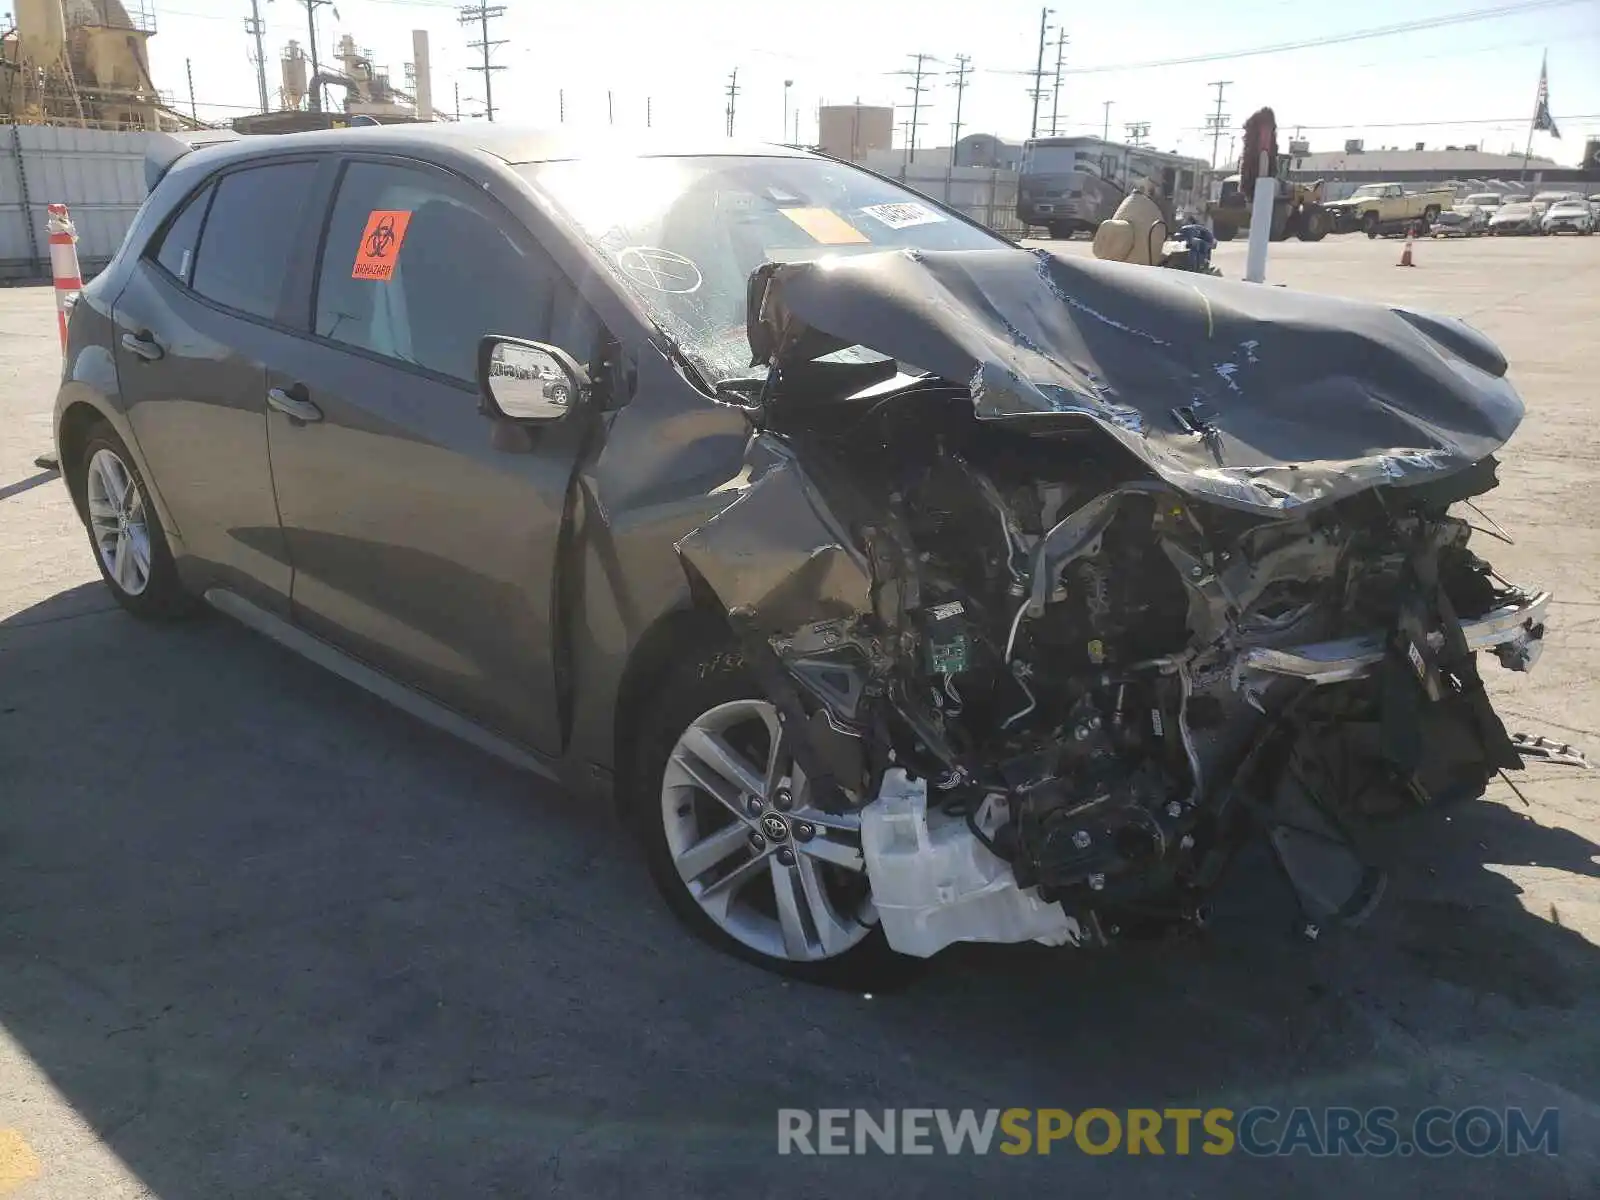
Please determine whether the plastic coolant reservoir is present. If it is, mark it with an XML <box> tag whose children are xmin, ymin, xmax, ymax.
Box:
<box><xmin>860</xmin><ymin>768</ymin><xmax>1082</xmax><ymax>957</ymax></box>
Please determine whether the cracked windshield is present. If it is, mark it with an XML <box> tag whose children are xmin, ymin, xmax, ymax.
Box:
<box><xmin>520</xmin><ymin>155</ymin><xmax>1006</xmax><ymax>383</ymax></box>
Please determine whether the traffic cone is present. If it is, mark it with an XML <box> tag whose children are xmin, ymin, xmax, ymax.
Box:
<box><xmin>46</xmin><ymin>202</ymin><xmax>82</xmax><ymax>352</ymax></box>
<box><xmin>35</xmin><ymin>202</ymin><xmax>83</xmax><ymax>473</ymax></box>
<box><xmin>1397</xmin><ymin>225</ymin><xmax>1416</xmax><ymax>267</ymax></box>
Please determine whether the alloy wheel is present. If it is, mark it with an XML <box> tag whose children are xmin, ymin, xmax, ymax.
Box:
<box><xmin>85</xmin><ymin>447</ymin><xmax>152</xmax><ymax>596</ymax></box>
<box><xmin>660</xmin><ymin>698</ymin><xmax>876</xmax><ymax>963</ymax></box>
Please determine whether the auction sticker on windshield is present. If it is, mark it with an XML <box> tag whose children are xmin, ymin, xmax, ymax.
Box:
<box><xmin>778</xmin><ymin>207</ymin><xmax>871</xmax><ymax>245</ymax></box>
<box><xmin>352</xmin><ymin>210</ymin><xmax>413</xmax><ymax>281</ymax></box>
<box><xmin>860</xmin><ymin>201</ymin><xmax>946</xmax><ymax>230</ymax></box>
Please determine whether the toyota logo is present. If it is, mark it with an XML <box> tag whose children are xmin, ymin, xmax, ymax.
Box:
<box><xmin>760</xmin><ymin>813</ymin><xmax>790</xmax><ymax>842</ymax></box>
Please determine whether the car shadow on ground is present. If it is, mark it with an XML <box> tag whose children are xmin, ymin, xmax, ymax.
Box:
<box><xmin>1</xmin><ymin>584</ymin><xmax>1597</xmax><ymax>1199</ymax></box>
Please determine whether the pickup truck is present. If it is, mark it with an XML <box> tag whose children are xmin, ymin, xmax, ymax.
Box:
<box><xmin>1322</xmin><ymin>182</ymin><xmax>1455</xmax><ymax>236</ymax></box>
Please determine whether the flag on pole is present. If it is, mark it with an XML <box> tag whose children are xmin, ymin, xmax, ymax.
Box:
<box><xmin>1533</xmin><ymin>52</ymin><xmax>1561</xmax><ymax>138</ymax></box>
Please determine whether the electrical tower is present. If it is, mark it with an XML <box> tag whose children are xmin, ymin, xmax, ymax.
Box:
<box><xmin>948</xmin><ymin>54</ymin><xmax>972</xmax><ymax>166</ymax></box>
<box><xmin>725</xmin><ymin>68</ymin><xmax>740</xmax><ymax>136</ymax></box>
<box><xmin>1048</xmin><ymin>29</ymin><xmax>1067</xmax><ymax>136</ymax></box>
<box><xmin>896</xmin><ymin>52</ymin><xmax>935</xmax><ymax>163</ymax></box>
<box><xmin>459</xmin><ymin>5</ymin><xmax>508</xmax><ymax>122</ymax></box>
<box><xmin>245</xmin><ymin>0</ymin><xmax>269</xmax><ymax>114</ymax></box>
<box><xmin>1205</xmin><ymin>80</ymin><xmax>1232</xmax><ymax>169</ymax></box>
<box><xmin>1125</xmin><ymin>122</ymin><xmax>1150</xmax><ymax>147</ymax></box>
<box><xmin>1028</xmin><ymin>6</ymin><xmax>1054</xmax><ymax>139</ymax></box>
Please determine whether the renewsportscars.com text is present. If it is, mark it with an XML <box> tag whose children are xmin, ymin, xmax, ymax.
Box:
<box><xmin>776</xmin><ymin>1106</ymin><xmax>1559</xmax><ymax>1158</ymax></box>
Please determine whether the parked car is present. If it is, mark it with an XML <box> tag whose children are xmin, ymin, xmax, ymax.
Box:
<box><xmin>1322</xmin><ymin>182</ymin><xmax>1453</xmax><ymax>236</ymax></box>
<box><xmin>1530</xmin><ymin>190</ymin><xmax>1582</xmax><ymax>218</ymax></box>
<box><xmin>54</xmin><ymin>124</ymin><xmax>1553</xmax><ymax>983</ymax></box>
<box><xmin>1489</xmin><ymin>201</ymin><xmax>1539</xmax><ymax>235</ymax></box>
<box><xmin>1541</xmin><ymin>199</ymin><xmax>1594</xmax><ymax>235</ymax></box>
<box><xmin>1430</xmin><ymin>209</ymin><xmax>1473</xmax><ymax>237</ymax></box>
<box><xmin>1455</xmin><ymin>192</ymin><xmax>1502</xmax><ymax>229</ymax></box>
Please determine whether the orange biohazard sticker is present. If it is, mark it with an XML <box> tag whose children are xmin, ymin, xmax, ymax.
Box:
<box><xmin>777</xmin><ymin>207</ymin><xmax>870</xmax><ymax>245</ymax></box>
<box><xmin>352</xmin><ymin>209</ymin><xmax>412</xmax><ymax>280</ymax></box>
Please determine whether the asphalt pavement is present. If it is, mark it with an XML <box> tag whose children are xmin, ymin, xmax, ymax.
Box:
<box><xmin>2</xmin><ymin>234</ymin><xmax>1598</xmax><ymax>1198</ymax></box>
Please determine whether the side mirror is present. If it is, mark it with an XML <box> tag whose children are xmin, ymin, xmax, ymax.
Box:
<box><xmin>478</xmin><ymin>336</ymin><xmax>588</xmax><ymax>423</ymax></box>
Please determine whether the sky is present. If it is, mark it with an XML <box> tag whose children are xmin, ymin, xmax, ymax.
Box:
<box><xmin>147</xmin><ymin>0</ymin><xmax>1600</xmax><ymax>167</ymax></box>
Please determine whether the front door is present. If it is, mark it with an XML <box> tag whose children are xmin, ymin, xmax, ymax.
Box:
<box><xmin>265</xmin><ymin>156</ymin><xmax>606</xmax><ymax>754</ymax></box>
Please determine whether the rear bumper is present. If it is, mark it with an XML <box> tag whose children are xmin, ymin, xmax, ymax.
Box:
<box><xmin>1237</xmin><ymin>591</ymin><xmax>1551</xmax><ymax>685</ymax></box>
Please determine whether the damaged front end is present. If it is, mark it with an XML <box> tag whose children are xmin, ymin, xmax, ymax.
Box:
<box><xmin>675</xmin><ymin>248</ymin><xmax>1560</xmax><ymax>957</ymax></box>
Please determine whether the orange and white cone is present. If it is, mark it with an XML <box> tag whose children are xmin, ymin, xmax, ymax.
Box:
<box><xmin>1397</xmin><ymin>224</ymin><xmax>1416</xmax><ymax>267</ymax></box>
<box><xmin>35</xmin><ymin>203</ymin><xmax>83</xmax><ymax>472</ymax></box>
<box><xmin>46</xmin><ymin>202</ymin><xmax>83</xmax><ymax>352</ymax></box>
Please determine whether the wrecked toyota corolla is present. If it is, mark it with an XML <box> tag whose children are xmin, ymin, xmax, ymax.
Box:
<box><xmin>673</xmin><ymin>245</ymin><xmax>1552</xmax><ymax>975</ymax></box>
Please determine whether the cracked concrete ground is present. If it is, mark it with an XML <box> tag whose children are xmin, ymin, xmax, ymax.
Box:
<box><xmin>1</xmin><ymin>233</ymin><xmax>1598</xmax><ymax>1198</ymax></box>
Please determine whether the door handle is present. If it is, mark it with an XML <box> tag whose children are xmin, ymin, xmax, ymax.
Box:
<box><xmin>266</xmin><ymin>386</ymin><xmax>323</xmax><ymax>424</ymax></box>
<box><xmin>120</xmin><ymin>331</ymin><xmax>163</xmax><ymax>362</ymax></box>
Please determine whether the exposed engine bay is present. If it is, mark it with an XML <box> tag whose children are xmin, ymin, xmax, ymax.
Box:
<box><xmin>675</xmin><ymin>247</ymin><xmax>1564</xmax><ymax>957</ymax></box>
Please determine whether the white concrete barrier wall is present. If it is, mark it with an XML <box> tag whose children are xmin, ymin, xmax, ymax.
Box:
<box><xmin>1</xmin><ymin>125</ymin><xmax>158</xmax><ymax>281</ymax></box>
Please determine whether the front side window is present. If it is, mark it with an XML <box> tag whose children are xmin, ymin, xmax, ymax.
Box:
<box><xmin>314</xmin><ymin>160</ymin><xmax>596</xmax><ymax>385</ymax></box>
<box><xmin>521</xmin><ymin>155</ymin><xmax>1006</xmax><ymax>384</ymax></box>
<box><xmin>190</xmin><ymin>160</ymin><xmax>318</xmax><ymax>320</ymax></box>
<box><xmin>150</xmin><ymin>181</ymin><xmax>214</xmax><ymax>286</ymax></box>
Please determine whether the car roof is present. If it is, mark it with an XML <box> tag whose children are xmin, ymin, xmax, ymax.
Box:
<box><xmin>160</xmin><ymin>122</ymin><xmax>817</xmax><ymax>177</ymax></box>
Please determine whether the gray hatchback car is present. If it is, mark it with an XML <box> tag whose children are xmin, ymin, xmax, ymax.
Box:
<box><xmin>56</xmin><ymin>123</ymin><xmax>1553</xmax><ymax>987</ymax></box>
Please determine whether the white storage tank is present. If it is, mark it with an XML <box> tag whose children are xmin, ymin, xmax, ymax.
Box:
<box><xmin>15</xmin><ymin>0</ymin><xmax>68</xmax><ymax>65</ymax></box>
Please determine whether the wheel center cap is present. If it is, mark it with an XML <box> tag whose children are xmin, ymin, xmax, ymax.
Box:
<box><xmin>759</xmin><ymin>812</ymin><xmax>790</xmax><ymax>842</ymax></box>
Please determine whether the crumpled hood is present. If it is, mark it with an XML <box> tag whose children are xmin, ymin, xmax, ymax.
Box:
<box><xmin>747</xmin><ymin>247</ymin><xmax>1524</xmax><ymax>515</ymax></box>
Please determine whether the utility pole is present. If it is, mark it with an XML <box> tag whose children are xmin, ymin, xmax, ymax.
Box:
<box><xmin>1102</xmin><ymin>99</ymin><xmax>1113</xmax><ymax>141</ymax></box>
<box><xmin>647</xmin><ymin>95</ymin><xmax>652</xmax><ymax>128</ymax></box>
<box><xmin>559</xmin><ymin>88</ymin><xmax>565</xmax><ymax>123</ymax></box>
<box><xmin>724</xmin><ymin>68</ymin><xmax>740</xmax><ymax>136</ymax></box>
<box><xmin>299</xmin><ymin>0</ymin><xmax>332</xmax><ymax>112</ymax></box>
<box><xmin>186</xmin><ymin>58</ymin><xmax>197</xmax><ymax>120</ymax></box>
<box><xmin>1125</xmin><ymin>121</ymin><xmax>1150</xmax><ymax>147</ymax></box>
<box><xmin>245</xmin><ymin>0</ymin><xmax>269</xmax><ymax>114</ymax></box>
<box><xmin>459</xmin><ymin>5</ymin><xmax>507</xmax><ymax>122</ymax></box>
<box><xmin>454</xmin><ymin>79</ymin><xmax>461</xmax><ymax>121</ymax></box>
<box><xmin>782</xmin><ymin>78</ymin><xmax>792</xmax><ymax>144</ymax></box>
<box><xmin>607</xmin><ymin>89</ymin><xmax>613</xmax><ymax>124</ymax></box>
<box><xmin>1049</xmin><ymin>29</ymin><xmax>1067</xmax><ymax>136</ymax></box>
<box><xmin>898</xmin><ymin>52</ymin><xmax>934</xmax><ymax>164</ymax></box>
<box><xmin>1205</xmin><ymin>80</ymin><xmax>1232</xmax><ymax>169</ymax></box>
<box><xmin>948</xmin><ymin>54</ymin><xmax>971</xmax><ymax>166</ymax></box>
<box><xmin>1029</xmin><ymin>7</ymin><xmax>1053</xmax><ymax>139</ymax></box>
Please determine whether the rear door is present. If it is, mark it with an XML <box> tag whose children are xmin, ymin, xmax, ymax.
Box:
<box><xmin>112</xmin><ymin>156</ymin><xmax>330</xmax><ymax>615</ymax></box>
<box><xmin>264</xmin><ymin>155</ymin><xmax>607</xmax><ymax>754</ymax></box>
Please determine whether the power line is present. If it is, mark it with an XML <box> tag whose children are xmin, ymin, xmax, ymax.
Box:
<box><xmin>1205</xmin><ymin>80</ymin><xmax>1231</xmax><ymax>169</ymax></box>
<box><xmin>459</xmin><ymin>5</ymin><xmax>508</xmax><ymax>122</ymax></box>
<box><xmin>1053</xmin><ymin>0</ymin><xmax>1586</xmax><ymax>75</ymax></box>
<box><xmin>948</xmin><ymin>54</ymin><xmax>972</xmax><ymax>166</ymax></box>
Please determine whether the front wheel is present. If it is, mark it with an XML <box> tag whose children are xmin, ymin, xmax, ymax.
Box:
<box><xmin>74</xmin><ymin>421</ymin><xmax>196</xmax><ymax>619</ymax></box>
<box><xmin>1364</xmin><ymin>212</ymin><xmax>1381</xmax><ymax>239</ymax></box>
<box><xmin>633</xmin><ymin>644</ymin><xmax>910</xmax><ymax>987</ymax></box>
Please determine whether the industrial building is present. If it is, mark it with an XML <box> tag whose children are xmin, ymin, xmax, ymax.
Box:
<box><xmin>1281</xmin><ymin>143</ymin><xmax>1600</xmax><ymax>198</ymax></box>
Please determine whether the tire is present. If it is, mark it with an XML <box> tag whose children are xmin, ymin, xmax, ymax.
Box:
<box><xmin>1363</xmin><ymin>212</ymin><xmax>1380</xmax><ymax>239</ymax></box>
<box><xmin>73</xmin><ymin>420</ymin><xmax>196</xmax><ymax>619</ymax></box>
<box><xmin>1046</xmin><ymin>221</ymin><xmax>1071</xmax><ymax>240</ymax></box>
<box><xmin>1422</xmin><ymin>205</ymin><xmax>1440</xmax><ymax>227</ymax></box>
<box><xmin>1298</xmin><ymin>209</ymin><xmax>1330</xmax><ymax>242</ymax></box>
<box><xmin>631</xmin><ymin>641</ymin><xmax>915</xmax><ymax>989</ymax></box>
<box><xmin>1213</xmin><ymin>222</ymin><xmax>1238</xmax><ymax>242</ymax></box>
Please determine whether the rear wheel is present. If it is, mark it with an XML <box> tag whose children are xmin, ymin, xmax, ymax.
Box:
<box><xmin>1422</xmin><ymin>205</ymin><xmax>1440</xmax><ymax>227</ymax></box>
<box><xmin>1213</xmin><ymin>222</ymin><xmax>1238</xmax><ymax>242</ymax></box>
<box><xmin>74</xmin><ymin>421</ymin><xmax>196</xmax><ymax>619</ymax></box>
<box><xmin>632</xmin><ymin>643</ymin><xmax>911</xmax><ymax>988</ymax></box>
<box><xmin>1363</xmin><ymin>211</ymin><xmax>1381</xmax><ymax>239</ymax></box>
<box><xmin>1046</xmin><ymin>221</ymin><xmax>1071</xmax><ymax>240</ymax></box>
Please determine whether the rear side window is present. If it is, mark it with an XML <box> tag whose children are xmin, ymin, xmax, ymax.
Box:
<box><xmin>151</xmin><ymin>183</ymin><xmax>213</xmax><ymax>285</ymax></box>
<box><xmin>191</xmin><ymin>160</ymin><xmax>318</xmax><ymax>321</ymax></box>
<box><xmin>313</xmin><ymin>159</ymin><xmax>592</xmax><ymax>385</ymax></box>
